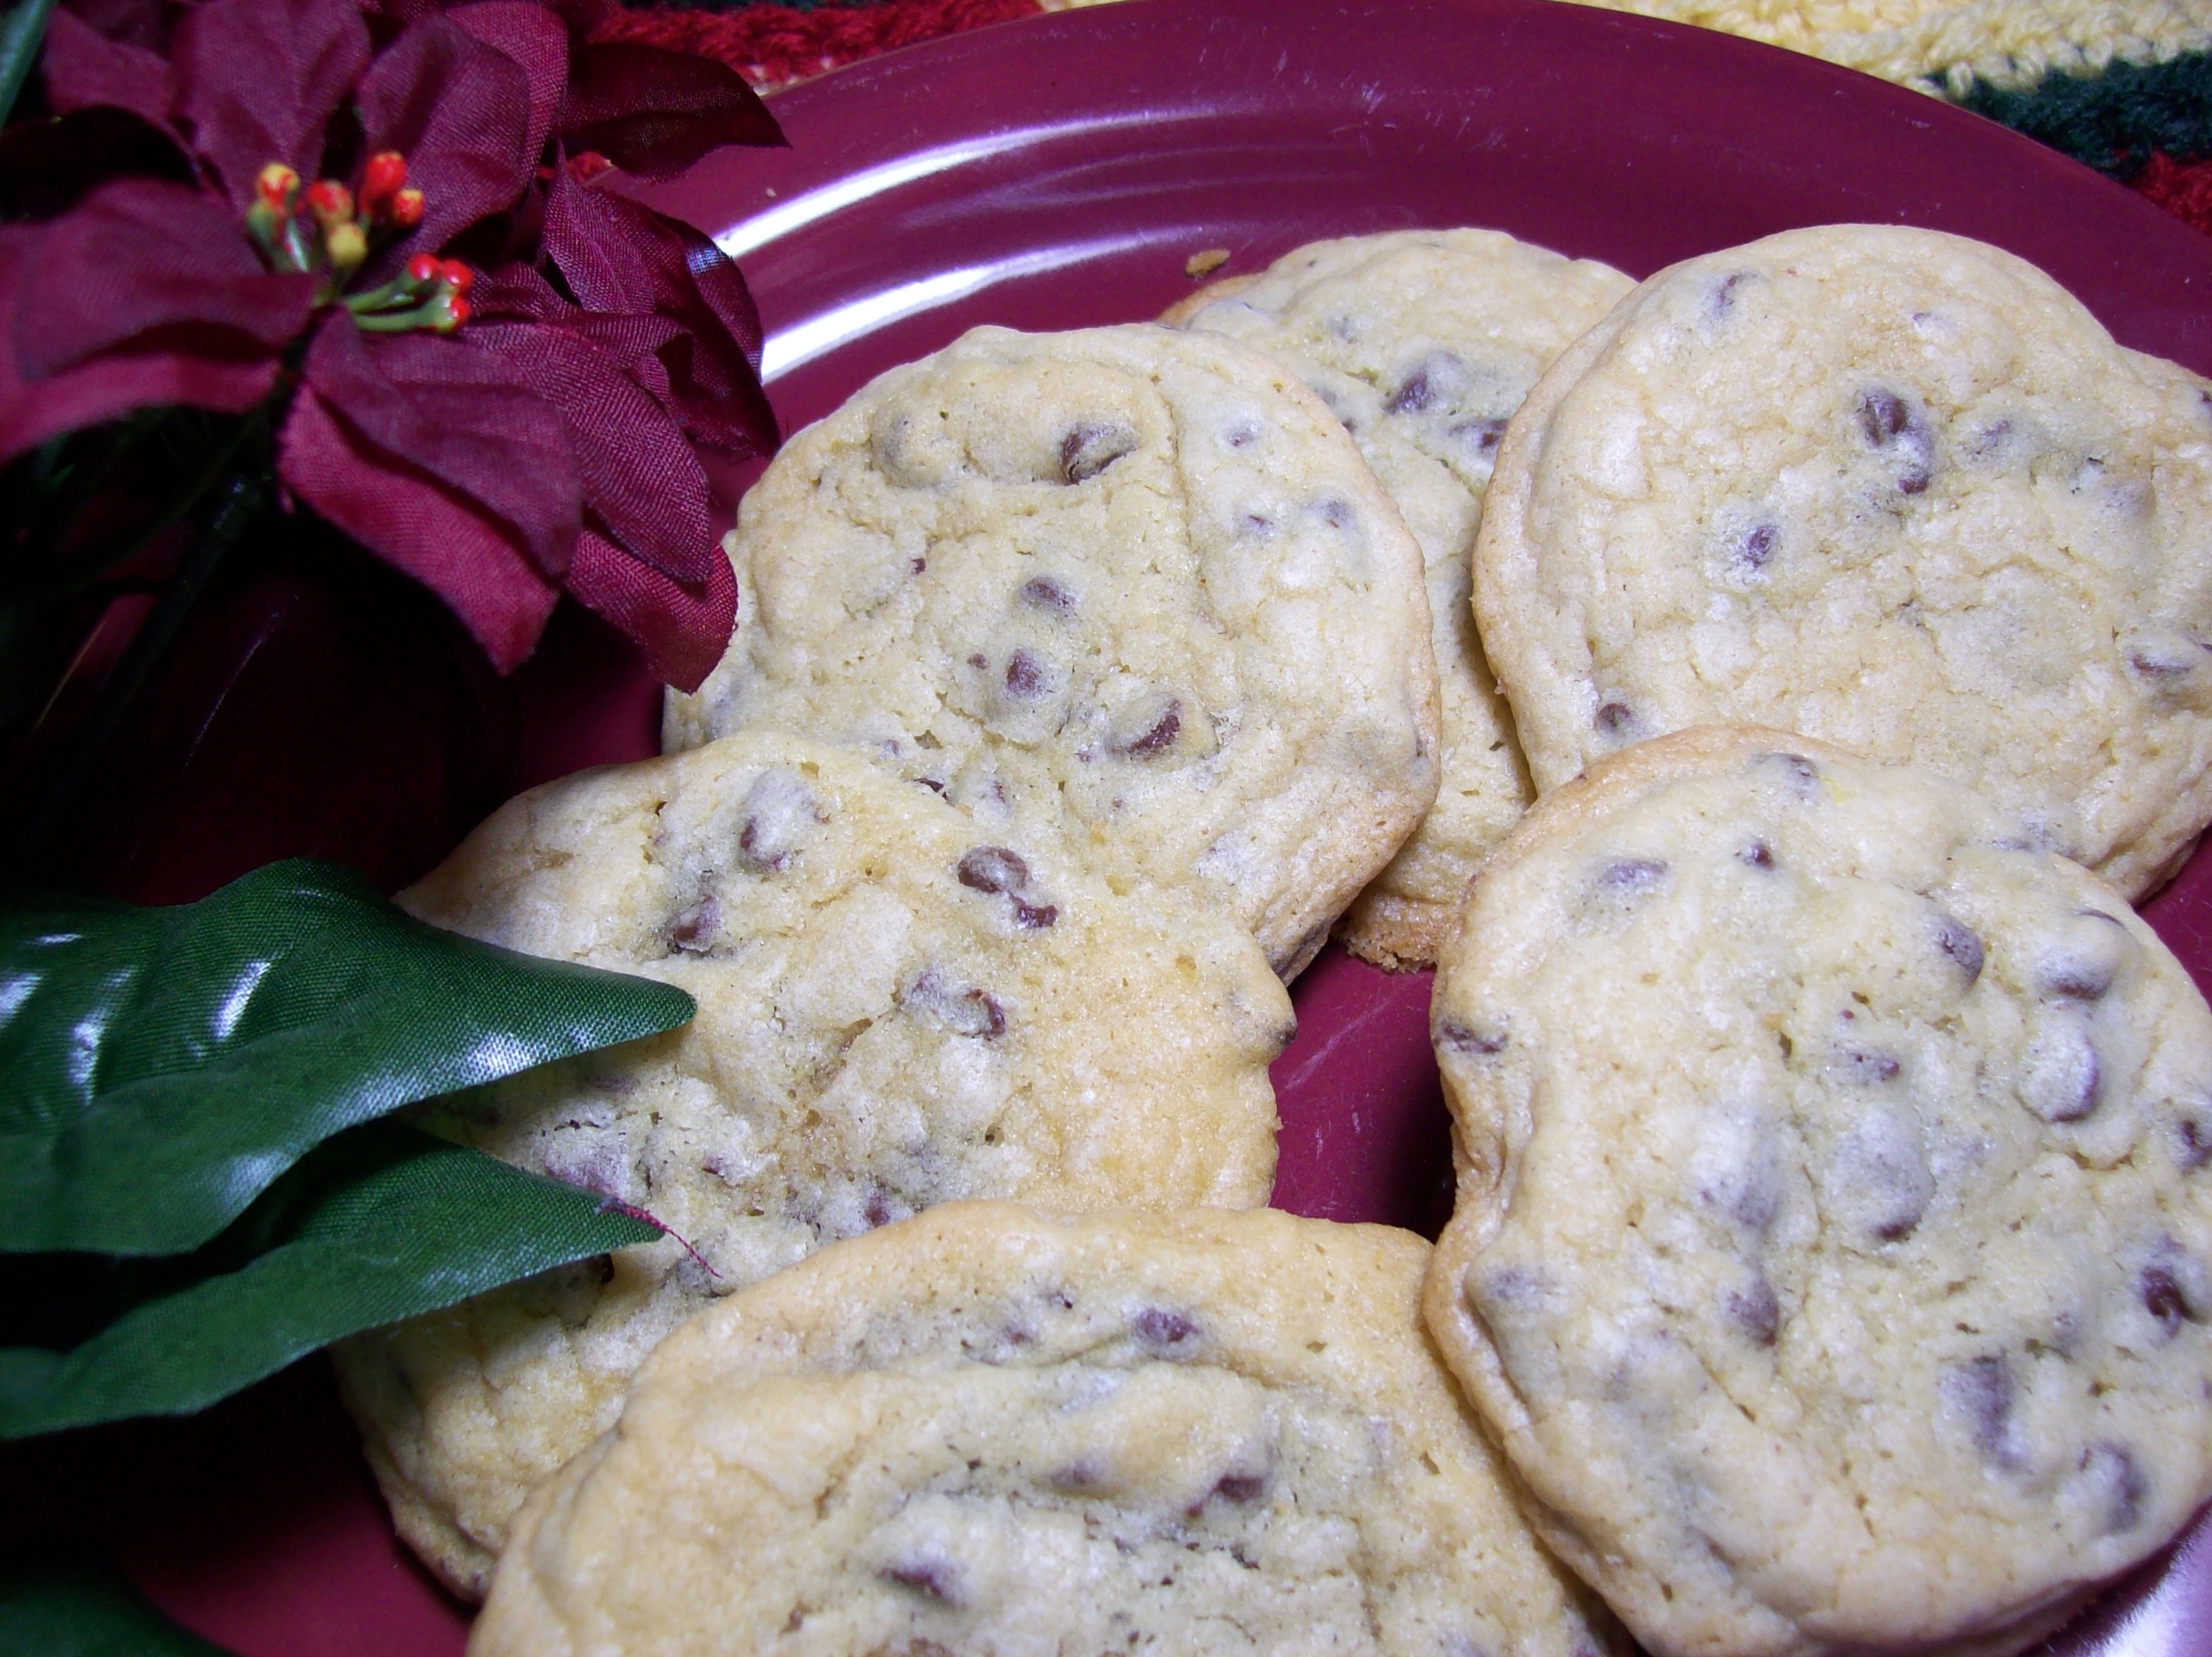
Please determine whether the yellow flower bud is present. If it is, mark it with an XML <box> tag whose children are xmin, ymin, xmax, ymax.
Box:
<box><xmin>255</xmin><ymin>162</ymin><xmax>300</xmax><ymax>210</ymax></box>
<box><xmin>326</xmin><ymin>220</ymin><xmax>368</xmax><ymax>273</ymax></box>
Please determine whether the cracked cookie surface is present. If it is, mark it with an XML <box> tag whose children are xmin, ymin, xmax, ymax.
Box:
<box><xmin>335</xmin><ymin>731</ymin><xmax>1289</xmax><ymax>1598</ymax></box>
<box><xmin>1171</xmin><ymin>230</ymin><xmax>1632</xmax><ymax>969</ymax></box>
<box><xmin>471</xmin><ymin>1204</ymin><xmax>1621</xmax><ymax>1657</ymax></box>
<box><xmin>1422</xmin><ymin>725</ymin><xmax>2212</xmax><ymax>1657</ymax></box>
<box><xmin>662</xmin><ymin>324</ymin><xmax>1441</xmax><ymax>978</ymax></box>
<box><xmin>1473</xmin><ymin>224</ymin><xmax>2212</xmax><ymax>898</ymax></box>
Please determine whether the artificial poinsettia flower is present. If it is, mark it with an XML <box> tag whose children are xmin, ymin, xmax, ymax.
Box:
<box><xmin>5</xmin><ymin>0</ymin><xmax>781</xmax><ymax>685</ymax></box>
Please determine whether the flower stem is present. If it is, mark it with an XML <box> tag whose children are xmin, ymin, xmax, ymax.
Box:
<box><xmin>0</xmin><ymin>0</ymin><xmax>57</xmax><ymax>128</ymax></box>
<box><xmin>15</xmin><ymin>467</ymin><xmax>263</xmax><ymax>866</ymax></box>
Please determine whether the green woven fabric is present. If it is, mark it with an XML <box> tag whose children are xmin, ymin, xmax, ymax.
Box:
<box><xmin>1961</xmin><ymin>48</ymin><xmax>2212</xmax><ymax>177</ymax></box>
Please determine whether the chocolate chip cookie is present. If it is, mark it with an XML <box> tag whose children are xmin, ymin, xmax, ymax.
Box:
<box><xmin>1424</xmin><ymin>725</ymin><xmax>2212</xmax><ymax>1657</ymax></box>
<box><xmin>472</xmin><ymin>1204</ymin><xmax>1622</xmax><ymax>1657</ymax></box>
<box><xmin>1171</xmin><ymin>229</ymin><xmax>1632</xmax><ymax>968</ymax></box>
<box><xmin>336</xmin><ymin>731</ymin><xmax>1290</xmax><ymax>1597</ymax></box>
<box><xmin>663</xmin><ymin>324</ymin><xmax>1442</xmax><ymax>978</ymax></box>
<box><xmin>1474</xmin><ymin>224</ymin><xmax>2212</xmax><ymax>898</ymax></box>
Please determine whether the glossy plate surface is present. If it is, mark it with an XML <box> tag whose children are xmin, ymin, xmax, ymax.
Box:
<box><xmin>22</xmin><ymin>0</ymin><xmax>2212</xmax><ymax>1649</ymax></box>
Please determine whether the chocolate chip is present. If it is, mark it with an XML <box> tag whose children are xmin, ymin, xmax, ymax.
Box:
<box><xmin>915</xmin><ymin>776</ymin><xmax>946</xmax><ymax>794</ymax></box>
<box><xmin>2022</xmin><ymin>1018</ymin><xmax>2102</xmax><ymax>1123</ymax></box>
<box><xmin>1855</xmin><ymin>386</ymin><xmax>1936</xmax><ymax>495</ymax></box>
<box><xmin>1438</xmin><ymin>1022</ymin><xmax>1507</xmax><ymax>1056</ymax></box>
<box><xmin>1832</xmin><ymin>1046</ymin><xmax>1902</xmax><ymax>1085</ymax></box>
<box><xmin>1011</xmin><ymin>899</ymin><xmax>1059</xmax><ymax>930</ymax></box>
<box><xmin>1739</xmin><ymin>840</ymin><xmax>1776</xmax><ymax>870</ymax></box>
<box><xmin>2043</xmin><ymin>958</ymin><xmax>2116</xmax><ymax>1002</ymax></box>
<box><xmin>958</xmin><ymin>846</ymin><xmax>1029</xmax><ymax>895</ymax></box>
<box><xmin>1598</xmin><ymin>857</ymin><xmax>1668</xmax><ymax>896</ymax></box>
<box><xmin>1386</xmin><ymin>368</ymin><xmax>1435</xmax><ymax>415</ymax></box>
<box><xmin>1827</xmin><ymin>1103</ymin><xmax>1934</xmax><ymax>1242</ymax></box>
<box><xmin>1225</xmin><ymin>424</ymin><xmax>1257</xmax><ymax>450</ymax></box>
<box><xmin>1727</xmin><ymin>1277</ymin><xmax>1781</xmax><ymax>1344</ymax></box>
<box><xmin>2143</xmin><ymin>1263</ymin><xmax>2193</xmax><ymax>1335</ymax></box>
<box><xmin>736</xmin><ymin>767</ymin><xmax>823</xmax><ymax>872</ymax></box>
<box><xmin>1858</xmin><ymin>387</ymin><xmax>1913</xmax><ymax>443</ymax></box>
<box><xmin>1386</xmin><ymin>350</ymin><xmax>1471</xmax><ymax>419</ymax></box>
<box><xmin>2140</xmin><ymin>1239</ymin><xmax>2208</xmax><ymax>1339</ymax></box>
<box><xmin>1210</xmin><ymin>1470</ymin><xmax>1271</xmax><ymax>1505</ymax></box>
<box><xmin>2176</xmin><ymin>1110</ymin><xmax>2212</xmax><ymax>1171</ymax></box>
<box><xmin>1735</xmin><ymin>520</ymin><xmax>1780</xmax><ymax>575</ymax></box>
<box><xmin>1933</xmin><ymin>913</ymin><xmax>1984</xmax><ymax>985</ymax></box>
<box><xmin>1449</xmin><ymin>418</ymin><xmax>1508</xmax><ymax>455</ymax></box>
<box><xmin>666</xmin><ymin>895</ymin><xmax>718</xmax><ymax>954</ymax></box>
<box><xmin>910</xmin><ymin>556</ymin><xmax>927</xmax><ymax>574</ymax></box>
<box><xmin>1111</xmin><ymin>700</ymin><xmax>1181</xmax><ymax>758</ymax></box>
<box><xmin>2035</xmin><ymin>908</ymin><xmax>2130</xmax><ymax>1002</ymax></box>
<box><xmin>1049</xmin><ymin>1460</ymin><xmax>1104</xmax><ymax>1492</ymax></box>
<box><xmin>1963</xmin><ymin>418</ymin><xmax>2019</xmax><ymax>462</ymax></box>
<box><xmin>1594</xmin><ymin>700</ymin><xmax>1637</xmax><ymax>738</ymax></box>
<box><xmin>1946</xmin><ymin>1354</ymin><xmax>2022</xmax><ymax>1468</ymax></box>
<box><xmin>2082</xmin><ymin>1442</ymin><xmax>2149</xmax><ymax>1534</ymax></box>
<box><xmin>884</xmin><ymin>1558</ymin><xmax>961</xmax><ymax>1603</ymax></box>
<box><xmin>1059</xmin><ymin>422</ymin><xmax>1138</xmax><ymax>484</ymax></box>
<box><xmin>1003</xmin><ymin>649</ymin><xmax>1048</xmax><ymax>698</ymax></box>
<box><xmin>1755</xmin><ymin>751</ymin><xmax>1819</xmax><ymax>794</ymax></box>
<box><xmin>863</xmin><ymin>1189</ymin><xmax>893</xmax><ymax>1228</ymax></box>
<box><xmin>1132</xmin><ymin>1307</ymin><xmax>1199</xmax><ymax>1350</ymax></box>
<box><xmin>903</xmin><ymin>968</ymin><xmax>1007</xmax><ymax>1039</ymax></box>
<box><xmin>1240</xmin><ymin>511</ymin><xmax>1275</xmax><ymax>539</ymax></box>
<box><xmin>967</xmin><ymin>652</ymin><xmax>986</xmax><ymax>670</ymax></box>
<box><xmin>1706</xmin><ymin>270</ymin><xmax>1753</xmax><ymax>319</ymax></box>
<box><xmin>1017</xmin><ymin>575</ymin><xmax>1076</xmax><ymax>615</ymax></box>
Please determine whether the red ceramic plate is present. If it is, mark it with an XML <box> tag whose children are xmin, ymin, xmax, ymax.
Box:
<box><xmin>19</xmin><ymin>0</ymin><xmax>2212</xmax><ymax>1650</ymax></box>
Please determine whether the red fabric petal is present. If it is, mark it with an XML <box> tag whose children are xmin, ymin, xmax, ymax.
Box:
<box><xmin>14</xmin><ymin>179</ymin><xmax>312</xmax><ymax>380</ymax></box>
<box><xmin>563</xmin><ymin>524</ymin><xmax>734</xmax><ymax>691</ymax></box>
<box><xmin>448</xmin><ymin>1</ymin><xmax>571</xmax><ymax>172</ymax></box>
<box><xmin>469</xmin><ymin>318</ymin><xmax>712</xmax><ymax>581</ymax></box>
<box><xmin>0</xmin><ymin>226</ymin><xmax>276</xmax><ymax>461</ymax></box>
<box><xmin>541</xmin><ymin>171</ymin><xmax>776</xmax><ymax>454</ymax></box>
<box><xmin>557</xmin><ymin>42</ymin><xmax>783</xmax><ymax>182</ymax></box>
<box><xmin>42</xmin><ymin>7</ymin><xmax>177</xmax><ymax>134</ymax></box>
<box><xmin>357</xmin><ymin>14</ymin><xmax>535</xmax><ymax>266</ymax></box>
<box><xmin>64</xmin><ymin>0</ymin><xmax>179</xmax><ymax>55</ymax></box>
<box><xmin>301</xmin><ymin>314</ymin><xmax>581</xmax><ymax>578</ymax></box>
<box><xmin>171</xmin><ymin>0</ymin><xmax>372</xmax><ymax>210</ymax></box>
<box><xmin>467</xmin><ymin>259</ymin><xmax>570</xmax><ymax>321</ymax></box>
<box><xmin>279</xmin><ymin>384</ymin><xmax>561</xmax><ymax>672</ymax></box>
<box><xmin>585</xmin><ymin>0</ymin><xmax>1036</xmax><ymax>91</ymax></box>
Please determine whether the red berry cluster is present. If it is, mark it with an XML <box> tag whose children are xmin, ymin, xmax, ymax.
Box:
<box><xmin>246</xmin><ymin>151</ymin><xmax>466</xmax><ymax>332</ymax></box>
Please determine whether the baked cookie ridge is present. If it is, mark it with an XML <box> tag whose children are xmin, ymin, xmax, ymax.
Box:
<box><xmin>1423</xmin><ymin>724</ymin><xmax>2212</xmax><ymax>1657</ymax></box>
<box><xmin>472</xmin><ymin>1204</ymin><xmax>1624</xmax><ymax>1657</ymax></box>
<box><xmin>664</xmin><ymin>321</ymin><xmax>1442</xmax><ymax>978</ymax></box>
<box><xmin>1174</xmin><ymin>228</ymin><xmax>1633</xmax><ymax>968</ymax></box>
<box><xmin>1473</xmin><ymin>222</ymin><xmax>2212</xmax><ymax>900</ymax></box>
<box><xmin>335</xmin><ymin>729</ymin><xmax>1291</xmax><ymax>1598</ymax></box>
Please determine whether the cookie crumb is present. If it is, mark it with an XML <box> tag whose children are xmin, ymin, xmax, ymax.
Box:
<box><xmin>1185</xmin><ymin>248</ymin><xmax>1232</xmax><ymax>279</ymax></box>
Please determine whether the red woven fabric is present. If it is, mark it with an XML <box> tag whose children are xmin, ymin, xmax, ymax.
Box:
<box><xmin>2133</xmin><ymin>151</ymin><xmax>2212</xmax><ymax>238</ymax></box>
<box><xmin>591</xmin><ymin>0</ymin><xmax>1044</xmax><ymax>89</ymax></box>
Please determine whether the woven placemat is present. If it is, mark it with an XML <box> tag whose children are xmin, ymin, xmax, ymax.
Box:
<box><xmin>600</xmin><ymin>0</ymin><xmax>2212</xmax><ymax>231</ymax></box>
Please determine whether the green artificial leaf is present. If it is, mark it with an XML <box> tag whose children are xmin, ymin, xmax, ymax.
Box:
<box><xmin>0</xmin><ymin>1548</ymin><xmax>238</xmax><ymax>1656</ymax></box>
<box><xmin>0</xmin><ymin>1120</ymin><xmax>659</xmax><ymax>1438</ymax></box>
<box><xmin>0</xmin><ymin>858</ymin><xmax>694</xmax><ymax>1256</ymax></box>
